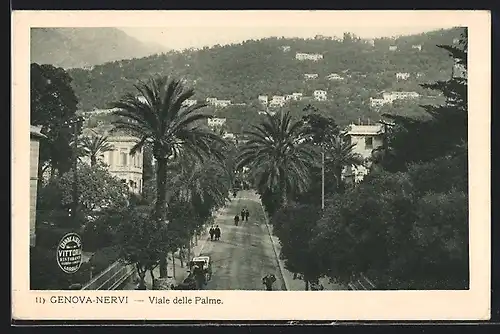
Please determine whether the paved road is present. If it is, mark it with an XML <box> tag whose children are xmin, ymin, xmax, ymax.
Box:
<box><xmin>200</xmin><ymin>190</ymin><xmax>285</xmax><ymax>290</ymax></box>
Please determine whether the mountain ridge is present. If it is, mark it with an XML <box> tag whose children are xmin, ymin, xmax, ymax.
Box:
<box><xmin>30</xmin><ymin>27</ymin><xmax>169</xmax><ymax>69</ymax></box>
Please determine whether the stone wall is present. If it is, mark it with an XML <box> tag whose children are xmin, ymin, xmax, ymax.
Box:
<box><xmin>30</xmin><ymin>139</ymin><xmax>40</xmax><ymax>247</ymax></box>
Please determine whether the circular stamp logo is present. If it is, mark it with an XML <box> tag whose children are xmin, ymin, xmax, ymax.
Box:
<box><xmin>56</xmin><ymin>232</ymin><xmax>83</xmax><ymax>274</ymax></box>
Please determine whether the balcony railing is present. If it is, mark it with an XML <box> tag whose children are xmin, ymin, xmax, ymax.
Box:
<box><xmin>81</xmin><ymin>260</ymin><xmax>136</xmax><ymax>290</ymax></box>
<box><xmin>347</xmin><ymin>274</ymin><xmax>376</xmax><ymax>290</ymax></box>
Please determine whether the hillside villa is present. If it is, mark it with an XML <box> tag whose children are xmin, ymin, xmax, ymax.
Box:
<box><xmin>313</xmin><ymin>90</ymin><xmax>328</xmax><ymax>101</ymax></box>
<box><xmin>206</xmin><ymin>98</ymin><xmax>231</xmax><ymax>108</ymax></box>
<box><xmin>369</xmin><ymin>97</ymin><xmax>388</xmax><ymax>108</ymax></box>
<box><xmin>214</xmin><ymin>100</ymin><xmax>232</xmax><ymax>108</ymax></box>
<box><xmin>382</xmin><ymin>91</ymin><xmax>420</xmax><ymax>102</ymax></box>
<box><xmin>342</xmin><ymin>123</ymin><xmax>384</xmax><ymax>184</ymax></box>
<box><xmin>396</xmin><ymin>72</ymin><xmax>410</xmax><ymax>80</ymax></box>
<box><xmin>206</xmin><ymin>97</ymin><xmax>217</xmax><ymax>105</ymax></box>
<box><xmin>326</xmin><ymin>73</ymin><xmax>344</xmax><ymax>81</ymax></box>
<box><xmin>258</xmin><ymin>95</ymin><xmax>268</xmax><ymax>105</ymax></box>
<box><xmin>182</xmin><ymin>99</ymin><xmax>197</xmax><ymax>107</ymax></box>
<box><xmin>79</xmin><ymin>129</ymin><xmax>145</xmax><ymax>194</ymax></box>
<box><xmin>295</xmin><ymin>52</ymin><xmax>323</xmax><ymax>61</ymax></box>
<box><xmin>269</xmin><ymin>96</ymin><xmax>286</xmax><ymax>108</ymax></box>
<box><xmin>207</xmin><ymin>117</ymin><xmax>227</xmax><ymax>128</ymax></box>
<box><xmin>304</xmin><ymin>73</ymin><xmax>319</xmax><ymax>80</ymax></box>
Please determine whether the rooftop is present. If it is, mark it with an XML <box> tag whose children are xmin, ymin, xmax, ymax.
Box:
<box><xmin>345</xmin><ymin>124</ymin><xmax>384</xmax><ymax>136</ymax></box>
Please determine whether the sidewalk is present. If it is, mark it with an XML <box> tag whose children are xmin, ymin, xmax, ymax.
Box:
<box><xmin>252</xmin><ymin>191</ymin><xmax>345</xmax><ymax>291</ymax></box>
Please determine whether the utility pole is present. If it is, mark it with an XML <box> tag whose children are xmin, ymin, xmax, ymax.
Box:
<box><xmin>72</xmin><ymin>121</ymin><xmax>79</xmax><ymax>224</ymax></box>
<box><xmin>321</xmin><ymin>149</ymin><xmax>325</xmax><ymax>210</ymax></box>
<box><xmin>66</xmin><ymin>116</ymin><xmax>83</xmax><ymax>225</ymax></box>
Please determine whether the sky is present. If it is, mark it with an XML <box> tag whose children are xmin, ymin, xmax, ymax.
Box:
<box><xmin>120</xmin><ymin>25</ymin><xmax>457</xmax><ymax>51</ymax></box>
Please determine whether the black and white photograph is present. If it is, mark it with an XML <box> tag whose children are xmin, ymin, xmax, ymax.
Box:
<box><xmin>13</xmin><ymin>10</ymin><xmax>490</xmax><ymax>320</ymax></box>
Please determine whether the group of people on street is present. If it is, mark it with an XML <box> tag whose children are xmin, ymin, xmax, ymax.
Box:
<box><xmin>209</xmin><ymin>225</ymin><xmax>221</xmax><ymax>241</ymax></box>
<box><xmin>234</xmin><ymin>208</ymin><xmax>250</xmax><ymax>226</ymax></box>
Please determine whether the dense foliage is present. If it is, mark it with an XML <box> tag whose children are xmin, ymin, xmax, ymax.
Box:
<box><xmin>261</xmin><ymin>28</ymin><xmax>468</xmax><ymax>290</ymax></box>
<box><xmin>36</xmin><ymin>163</ymin><xmax>130</xmax><ymax>226</ymax></box>
<box><xmin>31</xmin><ymin>63</ymin><xmax>79</xmax><ymax>177</ymax></box>
<box><xmin>271</xmin><ymin>204</ymin><xmax>322</xmax><ymax>290</ymax></box>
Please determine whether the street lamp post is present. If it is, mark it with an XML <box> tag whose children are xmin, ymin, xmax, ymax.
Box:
<box><xmin>65</xmin><ymin>116</ymin><xmax>84</xmax><ymax>225</ymax></box>
<box><xmin>321</xmin><ymin>149</ymin><xmax>325</xmax><ymax>210</ymax></box>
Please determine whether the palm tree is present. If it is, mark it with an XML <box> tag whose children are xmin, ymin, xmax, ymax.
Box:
<box><xmin>167</xmin><ymin>152</ymin><xmax>230</xmax><ymax>209</ymax></box>
<box><xmin>79</xmin><ymin>130</ymin><xmax>115</xmax><ymax>167</ymax></box>
<box><xmin>237</xmin><ymin>110</ymin><xmax>317</xmax><ymax>206</ymax></box>
<box><xmin>325</xmin><ymin>134</ymin><xmax>364</xmax><ymax>193</ymax></box>
<box><xmin>111</xmin><ymin>75</ymin><xmax>225</xmax><ymax>277</ymax></box>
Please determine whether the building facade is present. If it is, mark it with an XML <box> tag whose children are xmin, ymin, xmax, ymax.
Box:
<box><xmin>207</xmin><ymin>117</ymin><xmax>227</xmax><ymax>128</ymax></box>
<box><xmin>396</xmin><ymin>72</ymin><xmax>410</xmax><ymax>80</ymax></box>
<box><xmin>304</xmin><ymin>73</ymin><xmax>319</xmax><ymax>80</ymax></box>
<box><xmin>344</xmin><ymin>124</ymin><xmax>384</xmax><ymax>159</ymax></box>
<box><xmin>326</xmin><ymin>73</ymin><xmax>344</xmax><ymax>81</ymax></box>
<box><xmin>214</xmin><ymin>100</ymin><xmax>232</xmax><ymax>108</ymax></box>
<box><xmin>86</xmin><ymin>135</ymin><xmax>144</xmax><ymax>194</ymax></box>
<box><xmin>313</xmin><ymin>90</ymin><xmax>328</xmax><ymax>101</ymax></box>
<box><xmin>258</xmin><ymin>95</ymin><xmax>268</xmax><ymax>105</ymax></box>
<box><xmin>269</xmin><ymin>96</ymin><xmax>286</xmax><ymax>108</ymax></box>
<box><xmin>295</xmin><ymin>52</ymin><xmax>323</xmax><ymax>61</ymax></box>
<box><xmin>206</xmin><ymin>97</ymin><xmax>217</xmax><ymax>105</ymax></box>
<box><xmin>182</xmin><ymin>99</ymin><xmax>198</xmax><ymax>107</ymax></box>
<box><xmin>30</xmin><ymin>125</ymin><xmax>46</xmax><ymax>247</ymax></box>
<box><xmin>369</xmin><ymin>97</ymin><xmax>388</xmax><ymax>108</ymax></box>
<box><xmin>342</xmin><ymin>124</ymin><xmax>385</xmax><ymax>183</ymax></box>
<box><xmin>382</xmin><ymin>91</ymin><xmax>420</xmax><ymax>103</ymax></box>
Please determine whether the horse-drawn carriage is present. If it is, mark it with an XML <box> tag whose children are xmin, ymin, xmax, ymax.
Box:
<box><xmin>190</xmin><ymin>256</ymin><xmax>212</xmax><ymax>282</ymax></box>
<box><xmin>173</xmin><ymin>256</ymin><xmax>212</xmax><ymax>290</ymax></box>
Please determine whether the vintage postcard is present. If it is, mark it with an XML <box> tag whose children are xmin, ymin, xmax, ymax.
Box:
<box><xmin>12</xmin><ymin>10</ymin><xmax>490</xmax><ymax>321</ymax></box>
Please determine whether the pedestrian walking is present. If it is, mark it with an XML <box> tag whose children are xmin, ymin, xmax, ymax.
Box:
<box><xmin>214</xmin><ymin>225</ymin><xmax>221</xmax><ymax>241</ymax></box>
<box><xmin>262</xmin><ymin>274</ymin><xmax>276</xmax><ymax>291</ymax></box>
<box><xmin>240</xmin><ymin>208</ymin><xmax>245</xmax><ymax>221</ymax></box>
<box><xmin>244</xmin><ymin>209</ymin><xmax>250</xmax><ymax>222</ymax></box>
<box><xmin>209</xmin><ymin>226</ymin><xmax>215</xmax><ymax>241</ymax></box>
<box><xmin>234</xmin><ymin>215</ymin><xmax>240</xmax><ymax>226</ymax></box>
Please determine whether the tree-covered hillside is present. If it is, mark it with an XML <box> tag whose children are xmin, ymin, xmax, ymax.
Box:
<box><xmin>64</xmin><ymin>27</ymin><xmax>463</xmax><ymax>128</ymax></box>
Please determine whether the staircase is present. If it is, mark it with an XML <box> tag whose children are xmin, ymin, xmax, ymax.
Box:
<box><xmin>81</xmin><ymin>260</ymin><xmax>136</xmax><ymax>290</ymax></box>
